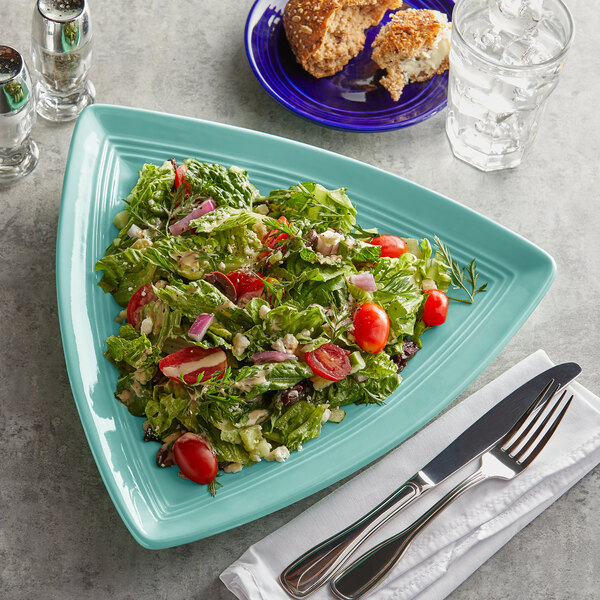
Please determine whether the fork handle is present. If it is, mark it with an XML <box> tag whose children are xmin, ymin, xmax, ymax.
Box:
<box><xmin>330</xmin><ymin>468</ymin><xmax>489</xmax><ymax>600</ymax></box>
<box><xmin>279</xmin><ymin>471</ymin><xmax>435</xmax><ymax>598</ymax></box>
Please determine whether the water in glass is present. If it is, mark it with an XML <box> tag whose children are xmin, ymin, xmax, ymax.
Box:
<box><xmin>446</xmin><ymin>0</ymin><xmax>573</xmax><ymax>171</ymax></box>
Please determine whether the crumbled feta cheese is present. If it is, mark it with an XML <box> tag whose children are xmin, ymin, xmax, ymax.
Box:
<box><xmin>224</xmin><ymin>463</ymin><xmax>244</xmax><ymax>473</ymax></box>
<box><xmin>259</xmin><ymin>304</ymin><xmax>271</xmax><ymax>320</ymax></box>
<box><xmin>140</xmin><ymin>317</ymin><xmax>153</xmax><ymax>335</ymax></box>
<box><xmin>282</xmin><ymin>333</ymin><xmax>299</xmax><ymax>353</ymax></box>
<box><xmin>319</xmin><ymin>229</ymin><xmax>344</xmax><ymax>246</ymax></box>
<box><xmin>272</xmin><ymin>334</ymin><xmax>298</xmax><ymax>354</ymax></box>
<box><xmin>265</xmin><ymin>446</ymin><xmax>290</xmax><ymax>462</ymax></box>
<box><xmin>272</xmin><ymin>338</ymin><xmax>286</xmax><ymax>353</ymax></box>
<box><xmin>233</xmin><ymin>333</ymin><xmax>251</xmax><ymax>356</ymax></box>
<box><xmin>321</xmin><ymin>408</ymin><xmax>332</xmax><ymax>424</ymax></box>
<box><xmin>127</xmin><ymin>224</ymin><xmax>144</xmax><ymax>239</ymax></box>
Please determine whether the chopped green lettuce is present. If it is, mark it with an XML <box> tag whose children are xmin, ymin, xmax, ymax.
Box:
<box><xmin>93</xmin><ymin>158</ymin><xmax>477</xmax><ymax>493</ymax></box>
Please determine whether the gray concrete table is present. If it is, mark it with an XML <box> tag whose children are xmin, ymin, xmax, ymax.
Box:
<box><xmin>1</xmin><ymin>1</ymin><xmax>597</xmax><ymax>598</ymax></box>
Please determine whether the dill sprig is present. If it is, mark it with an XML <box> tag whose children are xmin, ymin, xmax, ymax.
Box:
<box><xmin>262</xmin><ymin>216</ymin><xmax>297</xmax><ymax>238</ymax></box>
<box><xmin>207</xmin><ymin>478</ymin><xmax>223</xmax><ymax>497</ymax></box>
<box><xmin>261</xmin><ymin>276</ymin><xmax>287</xmax><ymax>307</ymax></box>
<box><xmin>177</xmin><ymin>368</ymin><xmax>243</xmax><ymax>423</ymax></box>
<box><xmin>434</xmin><ymin>236</ymin><xmax>487</xmax><ymax>304</ymax></box>
<box><xmin>322</xmin><ymin>297</ymin><xmax>352</xmax><ymax>344</ymax></box>
<box><xmin>374</xmin><ymin>262</ymin><xmax>419</xmax><ymax>297</ymax></box>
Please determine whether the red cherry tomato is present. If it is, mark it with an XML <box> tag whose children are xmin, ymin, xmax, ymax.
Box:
<box><xmin>353</xmin><ymin>302</ymin><xmax>390</xmax><ymax>354</ymax></box>
<box><xmin>174</xmin><ymin>164</ymin><xmax>186</xmax><ymax>188</ymax></box>
<box><xmin>126</xmin><ymin>284</ymin><xmax>157</xmax><ymax>329</ymax></box>
<box><xmin>173</xmin><ymin>432</ymin><xmax>218</xmax><ymax>485</ymax></box>
<box><xmin>170</xmin><ymin>160</ymin><xmax>191</xmax><ymax>197</ymax></box>
<box><xmin>422</xmin><ymin>290</ymin><xmax>448</xmax><ymax>326</ymax></box>
<box><xmin>369</xmin><ymin>235</ymin><xmax>407</xmax><ymax>258</ymax></box>
<box><xmin>159</xmin><ymin>347</ymin><xmax>227</xmax><ymax>385</ymax></box>
<box><xmin>227</xmin><ymin>270</ymin><xmax>265</xmax><ymax>300</ymax></box>
<box><xmin>305</xmin><ymin>343</ymin><xmax>352</xmax><ymax>381</ymax></box>
<box><xmin>263</xmin><ymin>216</ymin><xmax>290</xmax><ymax>249</ymax></box>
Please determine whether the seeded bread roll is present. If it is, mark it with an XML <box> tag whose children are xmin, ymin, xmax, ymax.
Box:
<box><xmin>371</xmin><ymin>8</ymin><xmax>451</xmax><ymax>101</ymax></box>
<box><xmin>283</xmin><ymin>0</ymin><xmax>403</xmax><ymax>79</ymax></box>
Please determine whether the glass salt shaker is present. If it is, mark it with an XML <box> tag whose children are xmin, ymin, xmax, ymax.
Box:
<box><xmin>31</xmin><ymin>0</ymin><xmax>95</xmax><ymax>122</ymax></box>
<box><xmin>0</xmin><ymin>46</ymin><xmax>39</xmax><ymax>183</ymax></box>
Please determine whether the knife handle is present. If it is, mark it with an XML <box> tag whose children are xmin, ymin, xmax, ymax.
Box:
<box><xmin>330</xmin><ymin>468</ymin><xmax>489</xmax><ymax>600</ymax></box>
<box><xmin>279</xmin><ymin>470</ymin><xmax>435</xmax><ymax>598</ymax></box>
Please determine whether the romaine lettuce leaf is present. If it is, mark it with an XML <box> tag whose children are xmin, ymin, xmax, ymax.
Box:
<box><xmin>154</xmin><ymin>280</ymin><xmax>253</xmax><ymax>332</ymax></box>
<box><xmin>231</xmin><ymin>362</ymin><xmax>314</xmax><ymax>397</ymax></box>
<box><xmin>95</xmin><ymin>247</ymin><xmax>158</xmax><ymax>306</ymax></box>
<box><xmin>183</xmin><ymin>160</ymin><xmax>259</xmax><ymax>210</ymax></box>
<box><xmin>315</xmin><ymin>372</ymin><xmax>401</xmax><ymax>407</ymax></box>
<box><xmin>265</xmin><ymin>400</ymin><xmax>330</xmax><ymax>450</ymax></box>
<box><xmin>258</xmin><ymin>182</ymin><xmax>357</xmax><ymax>233</ymax></box>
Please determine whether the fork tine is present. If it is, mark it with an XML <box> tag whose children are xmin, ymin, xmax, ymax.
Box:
<box><xmin>501</xmin><ymin>379</ymin><xmax>556</xmax><ymax>451</ymax></box>
<box><xmin>511</xmin><ymin>388</ymin><xmax>567</xmax><ymax>461</ymax></box>
<box><xmin>518</xmin><ymin>393</ymin><xmax>573</xmax><ymax>467</ymax></box>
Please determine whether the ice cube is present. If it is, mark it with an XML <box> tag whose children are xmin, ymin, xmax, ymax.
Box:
<box><xmin>488</xmin><ymin>0</ymin><xmax>543</xmax><ymax>35</ymax></box>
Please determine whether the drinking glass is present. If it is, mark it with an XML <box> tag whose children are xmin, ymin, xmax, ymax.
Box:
<box><xmin>446</xmin><ymin>0</ymin><xmax>574</xmax><ymax>171</ymax></box>
<box><xmin>0</xmin><ymin>46</ymin><xmax>39</xmax><ymax>183</ymax></box>
<box><xmin>31</xmin><ymin>0</ymin><xmax>95</xmax><ymax>122</ymax></box>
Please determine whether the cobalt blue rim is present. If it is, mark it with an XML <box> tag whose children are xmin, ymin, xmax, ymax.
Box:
<box><xmin>244</xmin><ymin>0</ymin><xmax>454</xmax><ymax>132</ymax></box>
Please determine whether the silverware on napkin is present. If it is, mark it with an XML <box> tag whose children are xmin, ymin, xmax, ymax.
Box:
<box><xmin>279</xmin><ymin>362</ymin><xmax>581</xmax><ymax>598</ymax></box>
<box><xmin>330</xmin><ymin>381</ymin><xmax>574</xmax><ymax>599</ymax></box>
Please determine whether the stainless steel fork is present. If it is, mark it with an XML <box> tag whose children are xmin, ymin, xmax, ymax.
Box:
<box><xmin>330</xmin><ymin>386</ymin><xmax>574</xmax><ymax>600</ymax></box>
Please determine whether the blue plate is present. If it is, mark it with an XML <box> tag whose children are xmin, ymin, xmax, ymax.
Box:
<box><xmin>245</xmin><ymin>0</ymin><xmax>454</xmax><ymax>131</ymax></box>
<box><xmin>57</xmin><ymin>104</ymin><xmax>555</xmax><ymax>549</ymax></box>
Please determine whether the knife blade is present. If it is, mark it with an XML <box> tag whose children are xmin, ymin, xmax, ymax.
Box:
<box><xmin>280</xmin><ymin>362</ymin><xmax>581</xmax><ymax>598</ymax></box>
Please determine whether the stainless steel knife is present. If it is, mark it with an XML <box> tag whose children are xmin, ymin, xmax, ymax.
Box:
<box><xmin>280</xmin><ymin>362</ymin><xmax>581</xmax><ymax>598</ymax></box>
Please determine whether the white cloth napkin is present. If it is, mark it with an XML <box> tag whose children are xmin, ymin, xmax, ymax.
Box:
<box><xmin>220</xmin><ymin>350</ymin><xmax>600</xmax><ymax>600</ymax></box>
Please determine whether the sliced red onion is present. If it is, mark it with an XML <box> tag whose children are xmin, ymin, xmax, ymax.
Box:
<box><xmin>349</xmin><ymin>272</ymin><xmax>377</xmax><ymax>292</ymax></box>
<box><xmin>168</xmin><ymin>197</ymin><xmax>216</xmax><ymax>235</ymax></box>
<box><xmin>251</xmin><ymin>351</ymin><xmax>297</xmax><ymax>365</ymax></box>
<box><xmin>188</xmin><ymin>313</ymin><xmax>214</xmax><ymax>342</ymax></box>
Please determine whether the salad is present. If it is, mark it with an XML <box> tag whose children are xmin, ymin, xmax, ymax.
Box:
<box><xmin>96</xmin><ymin>158</ymin><xmax>484</xmax><ymax>494</ymax></box>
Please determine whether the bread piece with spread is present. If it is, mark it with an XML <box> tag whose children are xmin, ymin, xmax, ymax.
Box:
<box><xmin>372</xmin><ymin>8</ymin><xmax>451</xmax><ymax>101</ymax></box>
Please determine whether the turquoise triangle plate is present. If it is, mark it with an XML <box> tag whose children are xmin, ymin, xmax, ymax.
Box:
<box><xmin>57</xmin><ymin>104</ymin><xmax>555</xmax><ymax>549</ymax></box>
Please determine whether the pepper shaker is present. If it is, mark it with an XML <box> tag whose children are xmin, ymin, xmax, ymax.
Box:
<box><xmin>0</xmin><ymin>46</ymin><xmax>39</xmax><ymax>182</ymax></box>
<box><xmin>31</xmin><ymin>0</ymin><xmax>95</xmax><ymax>122</ymax></box>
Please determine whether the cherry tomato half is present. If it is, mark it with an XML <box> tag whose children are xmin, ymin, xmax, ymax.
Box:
<box><xmin>305</xmin><ymin>343</ymin><xmax>352</xmax><ymax>381</ymax></box>
<box><xmin>422</xmin><ymin>290</ymin><xmax>448</xmax><ymax>327</ymax></box>
<box><xmin>126</xmin><ymin>284</ymin><xmax>157</xmax><ymax>329</ymax></box>
<box><xmin>159</xmin><ymin>347</ymin><xmax>227</xmax><ymax>385</ymax></box>
<box><xmin>353</xmin><ymin>302</ymin><xmax>390</xmax><ymax>354</ymax></box>
<box><xmin>173</xmin><ymin>432</ymin><xmax>218</xmax><ymax>485</ymax></box>
<box><xmin>263</xmin><ymin>216</ymin><xmax>290</xmax><ymax>249</ymax></box>
<box><xmin>369</xmin><ymin>235</ymin><xmax>407</xmax><ymax>258</ymax></box>
<box><xmin>227</xmin><ymin>270</ymin><xmax>265</xmax><ymax>301</ymax></box>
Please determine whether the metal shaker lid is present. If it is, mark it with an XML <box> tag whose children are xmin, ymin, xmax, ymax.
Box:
<box><xmin>0</xmin><ymin>46</ymin><xmax>32</xmax><ymax>115</ymax></box>
<box><xmin>32</xmin><ymin>0</ymin><xmax>92</xmax><ymax>54</ymax></box>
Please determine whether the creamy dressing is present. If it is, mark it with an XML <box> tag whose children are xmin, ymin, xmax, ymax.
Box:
<box><xmin>233</xmin><ymin>367</ymin><xmax>271</xmax><ymax>393</ymax></box>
